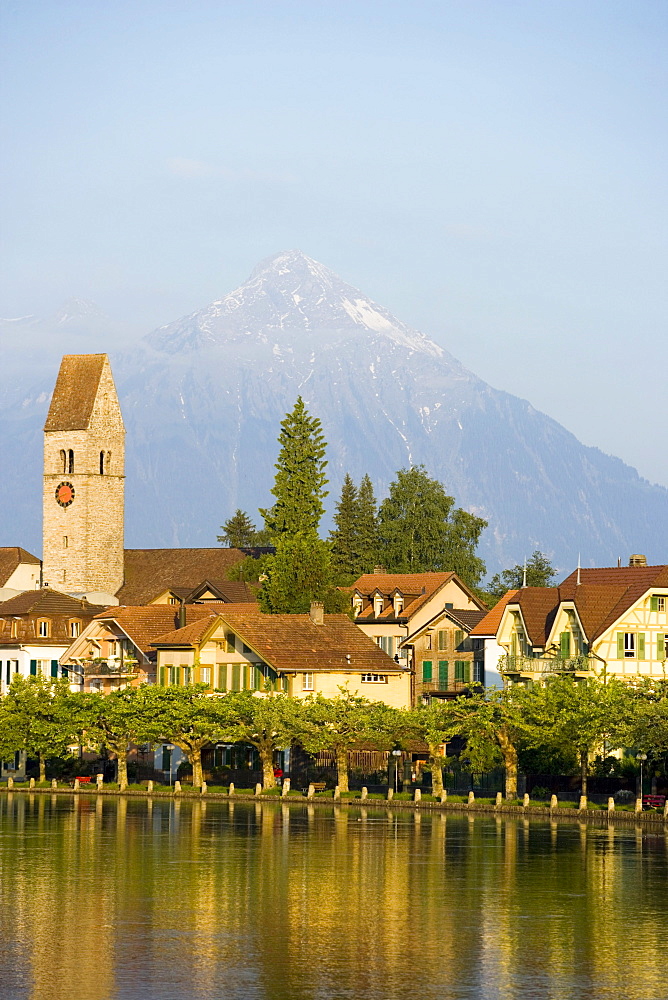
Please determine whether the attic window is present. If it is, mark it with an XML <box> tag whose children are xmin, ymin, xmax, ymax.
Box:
<box><xmin>69</xmin><ymin>620</ymin><xmax>80</xmax><ymax>638</ymax></box>
<box><xmin>374</xmin><ymin>596</ymin><xmax>383</xmax><ymax>616</ymax></box>
<box><xmin>393</xmin><ymin>596</ymin><xmax>403</xmax><ymax>615</ymax></box>
<box><xmin>38</xmin><ymin>620</ymin><xmax>50</xmax><ymax>638</ymax></box>
<box><xmin>353</xmin><ymin>596</ymin><xmax>363</xmax><ymax>617</ymax></box>
<box><xmin>361</xmin><ymin>674</ymin><xmax>387</xmax><ymax>683</ymax></box>
<box><xmin>651</xmin><ymin>596</ymin><xmax>666</xmax><ymax>612</ymax></box>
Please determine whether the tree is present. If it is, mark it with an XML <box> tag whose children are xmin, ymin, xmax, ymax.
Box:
<box><xmin>461</xmin><ymin>686</ymin><xmax>540</xmax><ymax>799</ymax></box>
<box><xmin>0</xmin><ymin>675</ymin><xmax>79</xmax><ymax>782</ymax></box>
<box><xmin>356</xmin><ymin>474</ymin><xmax>379</xmax><ymax>575</ymax></box>
<box><xmin>487</xmin><ymin>550</ymin><xmax>557</xmax><ymax>602</ymax></box>
<box><xmin>297</xmin><ymin>691</ymin><xmax>401</xmax><ymax>792</ymax></box>
<box><xmin>143</xmin><ymin>685</ymin><xmax>227</xmax><ymax>788</ymax></box>
<box><xmin>82</xmin><ymin>686</ymin><xmax>161</xmax><ymax>789</ymax></box>
<box><xmin>407</xmin><ymin>701</ymin><xmax>467</xmax><ymax>796</ymax></box>
<box><xmin>329</xmin><ymin>474</ymin><xmax>358</xmax><ymax>579</ymax></box>
<box><xmin>258</xmin><ymin>530</ymin><xmax>346</xmax><ymax>613</ymax></box>
<box><xmin>377</xmin><ymin>465</ymin><xmax>487</xmax><ymax>587</ymax></box>
<box><xmin>219</xmin><ymin>691</ymin><xmax>304</xmax><ymax>789</ymax></box>
<box><xmin>218</xmin><ymin>509</ymin><xmax>261</xmax><ymax>548</ymax></box>
<box><xmin>260</xmin><ymin>396</ymin><xmax>328</xmax><ymax>537</ymax></box>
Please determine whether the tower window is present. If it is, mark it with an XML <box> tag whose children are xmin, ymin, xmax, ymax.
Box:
<box><xmin>60</xmin><ymin>450</ymin><xmax>67</xmax><ymax>473</ymax></box>
<box><xmin>63</xmin><ymin>536</ymin><xmax>68</xmax><ymax>548</ymax></box>
<box><xmin>100</xmin><ymin>451</ymin><xmax>104</xmax><ymax>474</ymax></box>
<box><xmin>68</xmin><ymin>449</ymin><xmax>74</xmax><ymax>473</ymax></box>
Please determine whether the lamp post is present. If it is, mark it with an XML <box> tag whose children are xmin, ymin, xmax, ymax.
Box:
<box><xmin>391</xmin><ymin>749</ymin><xmax>402</xmax><ymax>793</ymax></box>
<box><xmin>638</xmin><ymin>752</ymin><xmax>647</xmax><ymax>803</ymax></box>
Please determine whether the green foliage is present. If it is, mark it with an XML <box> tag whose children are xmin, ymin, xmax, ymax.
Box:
<box><xmin>356</xmin><ymin>474</ymin><xmax>380</xmax><ymax>575</ymax></box>
<box><xmin>258</xmin><ymin>529</ymin><xmax>347</xmax><ymax>613</ymax></box>
<box><xmin>0</xmin><ymin>675</ymin><xmax>80</xmax><ymax>774</ymax></box>
<box><xmin>260</xmin><ymin>396</ymin><xmax>328</xmax><ymax>537</ymax></box>
<box><xmin>218</xmin><ymin>509</ymin><xmax>271</xmax><ymax>548</ymax></box>
<box><xmin>216</xmin><ymin>691</ymin><xmax>305</xmax><ymax>787</ymax></box>
<box><xmin>329</xmin><ymin>474</ymin><xmax>359</xmax><ymax>580</ymax></box>
<box><xmin>487</xmin><ymin>550</ymin><xmax>557</xmax><ymax>602</ymax></box>
<box><xmin>377</xmin><ymin>465</ymin><xmax>487</xmax><ymax>586</ymax></box>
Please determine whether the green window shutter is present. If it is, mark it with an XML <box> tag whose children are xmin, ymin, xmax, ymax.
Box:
<box><xmin>30</xmin><ymin>659</ymin><xmax>37</xmax><ymax>676</ymax></box>
<box><xmin>454</xmin><ymin>630</ymin><xmax>464</xmax><ymax>649</ymax></box>
<box><xmin>638</xmin><ymin>633</ymin><xmax>645</xmax><ymax>659</ymax></box>
<box><xmin>51</xmin><ymin>659</ymin><xmax>59</xmax><ymax>678</ymax></box>
<box><xmin>455</xmin><ymin>661</ymin><xmax>465</xmax><ymax>682</ymax></box>
<box><xmin>560</xmin><ymin>632</ymin><xmax>571</xmax><ymax>657</ymax></box>
<box><xmin>242</xmin><ymin>664</ymin><xmax>249</xmax><ymax>690</ymax></box>
<box><xmin>651</xmin><ymin>596</ymin><xmax>658</xmax><ymax>612</ymax></box>
<box><xmin>657</xmin><ymin>635</ymin><xmax>666</xmax><ymax>660</ymax></box>
<box><xmin>464</xmin><ymin>662</ymin><xmax>471</xmax><ymax>683</ymax></box>
<box><xmin>159</xmin><ymin>666</ymin><xmax>166</xmax><ymax>686</ymax></box>
<box><xmin>438</xmin><ymin>660</ymin><xmax>448</xmax><ymax>685</ymax></box>
<box><xmin>225</xmin><ymin>634</ymin><xmax>235</xmax><ymax>654</ymax></box>
<box><xmin>616</xmin><ymin>633</ymin><xmax>624</xmax><ymax>659</ymax></box>
<box><xmin>422</xmin><ymin>660</ymin><xmax>433</xmax><ymax>682</ymax></box>
<box><xmin>438</xmin><ymin>630</ymin><xmax>446</xmax><ymax>651</ymax></box>
<box><xmin>282</xmin><ymin>675</ymin><xmax>288</xmax><ymax>693</ymax></box>
<box><xmin>217</xmin><ymin>665</ymin><xmax>227</xmax><ymax>690</ymax></box>
<box><xmin>232</xmin><ymin>663</ymin><xmax>241</xmax><ymax>691</ymax></box>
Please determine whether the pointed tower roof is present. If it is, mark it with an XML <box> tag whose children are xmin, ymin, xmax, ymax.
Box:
<box><xmin>44</xmin><ymin>354</ymin><xmax>108</xmax><ymax>431</ymax></box>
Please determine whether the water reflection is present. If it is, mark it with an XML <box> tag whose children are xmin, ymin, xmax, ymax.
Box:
<box><xmin>0</xmin><ymin>796</ymin><xmax>666</xmax><ymax>1000</ymax></box>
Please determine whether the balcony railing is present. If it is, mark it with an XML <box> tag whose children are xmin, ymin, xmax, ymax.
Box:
<box><xmin>499</xmin><ymin>654</ymin><xmax>594</xmax><ymax>674</ymax></box>
<box><xmin>417</xmin><ymin>679</ymin><xmax>471</xmax><ymax>694</ymax></box>
<box><xmin>83</xmin><ymin>660</ymin><xmax>140</xmax><ymax>678</ymax></box>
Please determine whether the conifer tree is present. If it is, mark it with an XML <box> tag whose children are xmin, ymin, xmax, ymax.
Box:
<box><xmin>258</xmin><ymin>530</ymin><xmax>346</xmax><ymax>614</ymax></box>
<box><xmin>329</xmin><ymin>474</ymin><xmax>358</xmax><ymax>579</ymax></box>
<box><xmin>356</xmin><ymin>474</ymin><xmax>379</xmax><ymax>576</ymax></box>
<box><xmin>260</xmin><ymin>396</ymin><xmax>328</xmax><ymax>537</ymax></box>
<box><xmin>217</xmin><ymin>509</ymin><xmax>258</xmax><ymax>548</ymax></box>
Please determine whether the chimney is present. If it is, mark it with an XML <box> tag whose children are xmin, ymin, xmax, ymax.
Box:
<box><xmin>178</xmin><ymin>602</ymin><xmax>186</xmax><ymax>628</ymax></box>
<box><xmin>309</xmin><ymin>601</ymin><xmax>324</xmax><ymax>625</ymax></box>
<box><xmin>373</xmin><ymin>565</ymin><xmax>386</xmax><ymax>575</ymax></box>
<box><xmin>629</xmin><ymin>554</ymin><xmax>647</xmax><ymax>568</ymax></box>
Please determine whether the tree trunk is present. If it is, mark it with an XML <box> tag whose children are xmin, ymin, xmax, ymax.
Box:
<box><xmin>335</xmin><ymin>748</ymin><xmax>349</xmax><ymax>793</ymax></box>
<box><xmin>497</xmin><ymin>728</ymin><xmax>518</xmax><ymax>800</ymax></box>
<box><xmin>260</xmin><ymin>745</ymin><xmax>276</xmax><ymax>789</ymax></box>
<box><xmin>580</xmin><ymin>750</ymin><xmax>588</xmax><ymax>797</ymax></box>
<box><xmin>190</xmin><ymin>749</ymin><xmax>203</xmax><ymax>788</ymax></box>
<box><xmin>116</xmin><ymin>751</ymin><xmax>128</xmax><ymax>790</ymax></box>
<box><xmin>429</xmin><ymin>746</ymin><xmax>444</xmax><ymax>797</ymax></box>
<box><xmin>38</xmin><ymin>753</ymin><xmax>46</xmax><ymax>784</ymax></box>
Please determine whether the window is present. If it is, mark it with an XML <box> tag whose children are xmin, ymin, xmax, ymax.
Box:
<box><xmin>617</xmin><ymin>632</ymin><xmax>643</xmax><ymax>659</ymax></box>
<box><xmin>100</xmin><ymin>451</ymin><xmax>105</xmax><ymax>474</ymax></box>
<box><xmin>473</xmin><ymin>661</ymin><xmax>484</xmax><ymax>683</ymax></box>
<box><xmin>393</xmin><ymin>596</ymin><xmax>403</xmax><ymax>615</ymax></box>
<box><xmin>454</xmin><ymin>630</ymin><xmax>464</xmax><ymax>649</ymax></box>
<box><xmin>169</xmin><ymin>597</ymin><xmax>178</xmax><ymax>605</ymax></box>
<box><xmin>302</xmin><ymin>673</ymin><xmax>314</xmax><ymax>691</ymax></box>
<box><xmin>68</xmin><ymin>449</ymin><xmax>74</xmax><ymax>473</ymax></box>
<box><xmin>169</xmin><ymin>666</ymin><xmax>178</xmax><ymax>686</ymax></box>
<box><xmin>216</xmin><ymin>664</ymin><xmax>227</xmax><ymax>690</ymax></box>
<box><xmin>374</xmin><ymin>597</ymin><xmax>383</xmax><ymax>617</ymax></box>
<box><xmin>63</xmin><ymin>536</ymin><xmax>68</xmax><ymax>548</ymax></box>
<box><xmin>377</xmin><ymin>636</ymin><xmax>395</xmax><ymax>656</ymax></box>
<box><xmin>560</xmin><ymin>631</ymin><xmax>571</xmax><ymax>658</ymax></box>
<box><xmin>38</xmin><ymin>620</ymin><xmax>50</xmax><ymax>638</ymax></box>
<box><xmin>651</xmin><ymin>596</ymin><xmax>667</xmax><ymax>612</ymax></box>
<box><xmin>69</xmin><ymin>620</ymin><xmax>80</xmax><ymax>638</ymax></box>
<box><xmin>225</xmin><ymin>634</ymin><xmax>236</xmax><ymax>654</ymax></box>
<box><xmin>422</xmin><ymin>660</ymin><xmax>433</xmax><ymax>682</ymax></box>
<box><xmin>437</xmin><ymin>630</ymin><xmax>447</xmax><ymax>651</ymax></box>
<box><xmin>424</xmin><ymin>634</ymin><xmax>433</xmax><ymax>651</ymax></box>
<box><xmin>231</xmin><ymin>663</ymin><xmax>241</xmax><ymax>691</ymax></box>
<box><xmin>361</xmin><ymin>674</ymin><xmax>387</xmax><ymax>683</ymax></box>
<box><xmin>438</xmin><ymin>660</ymin><xmax>448</xmax><ymax>686</ymax></box>
<box><xmin>353</xmin><ymin>597</ymin><xmax>363</xmax><ymax>617</ymax></box>
<box><xmin>182</xmin><ymin>667</ymin><xmax>192</xmax><ymax>685</ymax></box>
<box><xmin>242</xmin><ymin>642</ymin><xmax>253</xmax><ymax>657</ymax></box>
<box><xmin>200</xmin><ymin>667</ymin><xmax>211</xmax><ymax>685</ymax></box>
<box><xmin>60</xmin><ymin>449</ymin><xmax>67</xmax><ymax>473</ymax></box>
<box><xmin>455</xmin><ymin>661</ymin><xmax>469</xmax><ymax>683</ymax></box>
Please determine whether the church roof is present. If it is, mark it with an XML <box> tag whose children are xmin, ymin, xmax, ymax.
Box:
<box><xmin>44</xmin><ymin>354</ymin><xmax>107</xmax><ymax>431</ymax></box>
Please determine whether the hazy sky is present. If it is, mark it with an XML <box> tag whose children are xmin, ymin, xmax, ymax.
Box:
<box><xmin>1</xmin><ymin>1</ymin><xmax>667</xmax><ymax>484</ymax></box>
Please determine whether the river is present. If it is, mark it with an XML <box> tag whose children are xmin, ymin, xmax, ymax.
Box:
<box><xmin>0</xmin><ymin>794</ymin><xmax>665</xmax><ymax>1000</ymax></box>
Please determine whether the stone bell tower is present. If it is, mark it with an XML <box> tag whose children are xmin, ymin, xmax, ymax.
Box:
<box><xmin>42</xmin><ymin>354</ymin><xmax>125</xmax><ymax>595</ymax></box>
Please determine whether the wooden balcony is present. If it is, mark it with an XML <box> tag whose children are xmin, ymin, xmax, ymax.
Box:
<box><xmin>83</xmin><ymin>659</ymin><xmax>140</xmax><ymax>678</ymax></box>
<box><xmin>499</xmin><ymin>654</ymin><xmax>595</xmax><ymax>675</ymax></box>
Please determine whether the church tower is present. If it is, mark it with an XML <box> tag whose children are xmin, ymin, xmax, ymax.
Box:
<box><xmin>42</xmin><ymin>354</ymin><xmax>125</xmax><ymax>596</ymax></box>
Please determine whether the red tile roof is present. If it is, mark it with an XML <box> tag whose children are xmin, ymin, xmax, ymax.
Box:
<box><xmin>93</xmin><ymin>602</ymin><xmax>255</xmax><ymax>655</ymax></box>
<box><xmin>152</xmin><ymin>609</ymin><xmax>402</xmax><ymax>675</ymax></box>
<box><xmin>0</xmin><ymin>547</ymin><xmax>41</xmax><ymax>588</ymax></box>
<box><xmin>470</xmin><ymin>590</ymin><xmax>520</xmax><ymax>636</ymax></box>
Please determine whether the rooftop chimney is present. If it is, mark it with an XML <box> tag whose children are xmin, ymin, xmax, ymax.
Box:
<box><xmin>309</xmin><ymin>601</ymin><xmax>324</xmax><ymax>625</ymax></box>
<box><xmin>178</xmin><ymin>602</ymin><xmax>186</xmax><ymax>628</ymax></box>
<box><xmin>373</xmin><ymin>565</ymin><xmax>386</xmax><ymax>575</ymax></box>
<box><xmin>629</xmin><ymin>554</ymin><xmax>647</xmax><ymax>567</ymax></box>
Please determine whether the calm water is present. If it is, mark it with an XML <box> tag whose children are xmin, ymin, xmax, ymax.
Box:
<box><xmin>0</xmin><ymin>795</ymin><xmax>666</xmax><ymax>1000</ymax></box>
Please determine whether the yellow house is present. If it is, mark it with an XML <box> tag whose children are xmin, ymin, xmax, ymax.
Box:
<box><xmin>151</xmin><ymin>602</ymin><xmax>412</xmax><ymax>708</ymax></box>
<box><xmin>472</xmin><ymin>560</ymin><xmax>668</xmax><ymax>683</ymax></box>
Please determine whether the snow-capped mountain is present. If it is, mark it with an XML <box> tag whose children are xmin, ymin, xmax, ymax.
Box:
<box><xmin>3</xmin><ymin>250</ymin><xmax>668</xmax><ymax>573</ymax></box>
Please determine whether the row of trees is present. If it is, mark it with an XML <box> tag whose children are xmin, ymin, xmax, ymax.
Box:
<box><xmin>219</xmin><ymin>396</ymin><xmax>492</xmax><ymax>609</ymax></box>
<box><xmin>2</xmin><ymin>675</ymin><xmax>667</xmax><ymax>798</ymax></box>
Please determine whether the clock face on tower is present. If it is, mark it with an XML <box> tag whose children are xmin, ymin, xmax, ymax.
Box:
<box><xmin>55</xmin><ymin>481</ymin><xmax>75</xmax><ymax>508</ymax></box>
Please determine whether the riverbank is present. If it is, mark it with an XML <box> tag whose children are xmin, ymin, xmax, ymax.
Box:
<box><xmin>2</xmin><ymin>783</ymin><xmax>666</xmax><ymax>827</ymax></box>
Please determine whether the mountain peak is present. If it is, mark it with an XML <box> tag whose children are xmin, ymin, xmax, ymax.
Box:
<box><xmin>148</xmin><ymin>251</ymin><xmax>445</xmax><ymax>358</ymax></box>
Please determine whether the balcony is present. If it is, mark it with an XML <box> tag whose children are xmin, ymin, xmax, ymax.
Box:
<box><xmin>417</xmin><ymin>680</ymin><xmax>472</xmax><ymax>696</ymax></box>
<box><xmin>499</xmin><ymin>654</ymin><xmax>595</xmax><ymax>675</ymax></box>
<box><xmin>83</xmin><ymin>659</ymin><xmax>140</xmax><ymax>678</ymax></box>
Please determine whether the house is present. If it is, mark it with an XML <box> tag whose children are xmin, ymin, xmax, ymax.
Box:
<box><xmin>471</xmin><ymin>557</ymin><xmax>668</xmax><ymax>684</ymax></box>
<box><xmin>0</xmin><ymin>588</ymin><xmax>107</xmax><ymax>690</ymax></box>
<box><xmin>150</xmin><ymin>602</ymin><xmax>411</xmax><ymax>708</ymax></box>
<box><xmin>399</xmin><ymin>605</ymin><xmax>488</xmax><ymax>702</ymax></box>
<box><xmin>349</xmin><ymin>571</ymin><xmax>487</xmax><ymax>703</ymax></box>
<box><xmin>146</xmin><ymin>579</ymin><xmax>256</xmax><ymax>605</ymax></box>
<box><xmin>0</xmin><ymin>547</ymin><xmax>42</xmax><ymax>601</ymax></box>
<box><xmin>116</xmin><ymin>548</ymin><xmax>250</xmax><ymax>605</ymax></box>
<box><xmin>60</xmin><ymin>602</ymin><xmax>252</xmax><ymax>693</ymax></box>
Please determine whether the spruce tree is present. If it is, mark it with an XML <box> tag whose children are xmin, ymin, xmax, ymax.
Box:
<box><xmin>260</xmin><ymin>396</ymin><xmax>328</xmax><ymax>537</ymax></box>
<box><xmin>355</xmin><ymin>474</ymin><xmax>379</xmax><ymax>576</ymax></box>
<box><xmin>259</xmin><ymin>530</ymin><xmax>346</xmax><ymax>613</ymax></box>
<box><xmin>217</xmin><ymin>509</ymin><xmax>258</xmax><ymax>548</ymax></box>
<box><xmin>329</xmin><ymin>474</ymin><xmax>358</xmax><ymax>579</ymax></box>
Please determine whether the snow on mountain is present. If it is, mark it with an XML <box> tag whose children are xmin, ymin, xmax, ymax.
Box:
<box><xmin>2</xmin><ymin>250</ymin><xmax>668</xmax><ymax>574</ymax></box>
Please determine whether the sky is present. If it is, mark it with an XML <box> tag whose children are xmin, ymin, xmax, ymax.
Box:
<box><xmin>1</xmin><ymin>0</ymin><xmax>667</xmax><ymax>485</ymax></box>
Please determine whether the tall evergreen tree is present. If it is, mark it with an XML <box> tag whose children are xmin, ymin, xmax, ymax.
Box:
<box><xmin>217</xmin><ymin>509</ymin><xmax>259</xmax><ymax>548</ymax></box>
<box><xmin>329</xmin><ymin>474</ymin><xmax>358</xmax><ymax>579</ymax></box>
<box><xmin>258</xmin><ymin>530</ymin><xmax>346</xmax><ymax>614</ymax></box>
<box><xmin>260</xmin><ymin>396</ymin><xmax>328</xmax><ymax>537</ymax></box>
<box><xmin>356</xmin><ymin>473</ymin><xmax>379</xmax><ymax>575</ymax></box>
<box><xmin>377</xmin><ymin>465</ymin><xmax>487</xmax><ymax>587</ymax></box>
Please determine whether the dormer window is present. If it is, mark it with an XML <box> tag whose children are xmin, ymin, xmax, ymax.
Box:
<box><xmin>393</xmin><ymin>596</ymin><xmax>404</xmax><ymax>615</ymax></box>
<box><xmin>69</xmin><ymin>620</ymin><xmax>80</xmax><ymax>638</ymax></box>
<box><xmin>374</xmin><ymin>596</ymin><xmax>383</xmax><ymax>617</ymax></box>
<box><xmin>38</xmin><ymin>619</ymin><xmax>50</xmax><ymax>638</ymax></box>
<box><xmin>353</xmin><ymin>596</ymin><xmax>363</xmax><ymax>617</ymax></box>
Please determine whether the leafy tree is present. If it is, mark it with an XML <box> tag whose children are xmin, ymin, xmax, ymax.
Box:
<box><xmin>356</xmin><ymin>474</ymin><xmax>380</xmax><ymax>575</ymax></box>
<box><xmin>407</xmin><ymin>701</ymin><xmax>467</xmax><ymax>796</ymax></box>
<box><xmin>487</xmin><ymin>550</ymin><xmax>557</xmax><ymax>602</ymax></box>
<box><xmin>461</xmin><ymin>686</ymin><xmax>539</xmax><ymax>799</ymax></box>
<box><xmin>258</xmin><ymin>530</ymin><xmax>346</xmax><ymax>613</ymax></box>
<box><xmin>297</xmin><ymin>691</ymin><xmax>401</xmax><ymax>792</ymax></box>
<box><xmin>143</xmin><ymin>685</ymin><xmax>227</xmax><ymax>788</ymax></box>
<box><xmin>377</xmin><ymin>465</ymin><xmax>487</xmax><ymax>587</ymax></box>
<box><xmin>0</xmin><ymin>675</ymin><xmax>79</xmax><ymax>782</ymax></box>
<box><xmin>615</xmin><ymin>679</ymin><xmax>668</xmax><ymax>786</ymax></box>
<box><xmin>82</xmin><ymin>686</ymin><xmax>161</xmax><ymax>789</ymax></box>
<box><xmin>218</xmin><ymin>509</ymin><xmax>262</xmax><ymax>548</ymax></box>
<box><xmin>218</xmin><ymin>691</ymin><xmax>304</xmax><ymax>788</ymax></box>
<box><xmin>260</xmin><ymin>396</ymin><xmax>328</xmax><ymax>537</ymax></box>
<box><xmin>329</xmin><ymin>474</ymin><xmax>359</xmax><ymax>579</ymax></box>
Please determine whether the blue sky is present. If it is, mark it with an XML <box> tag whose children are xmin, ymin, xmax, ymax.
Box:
<box><xmin>1</xmin><ymin>1</ymin><xmax>667</xmax><ymax>483</ymax></box>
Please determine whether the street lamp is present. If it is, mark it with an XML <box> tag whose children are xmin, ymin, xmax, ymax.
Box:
<box><xmin>391</xmin><ymin>749</ymin><xmax>402</xmax><ymax>793</ymax></box>
<box><xmin>638</xmin><ymin>752</ymin><xmax>648</xmax><ymax>803</ymax></box>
